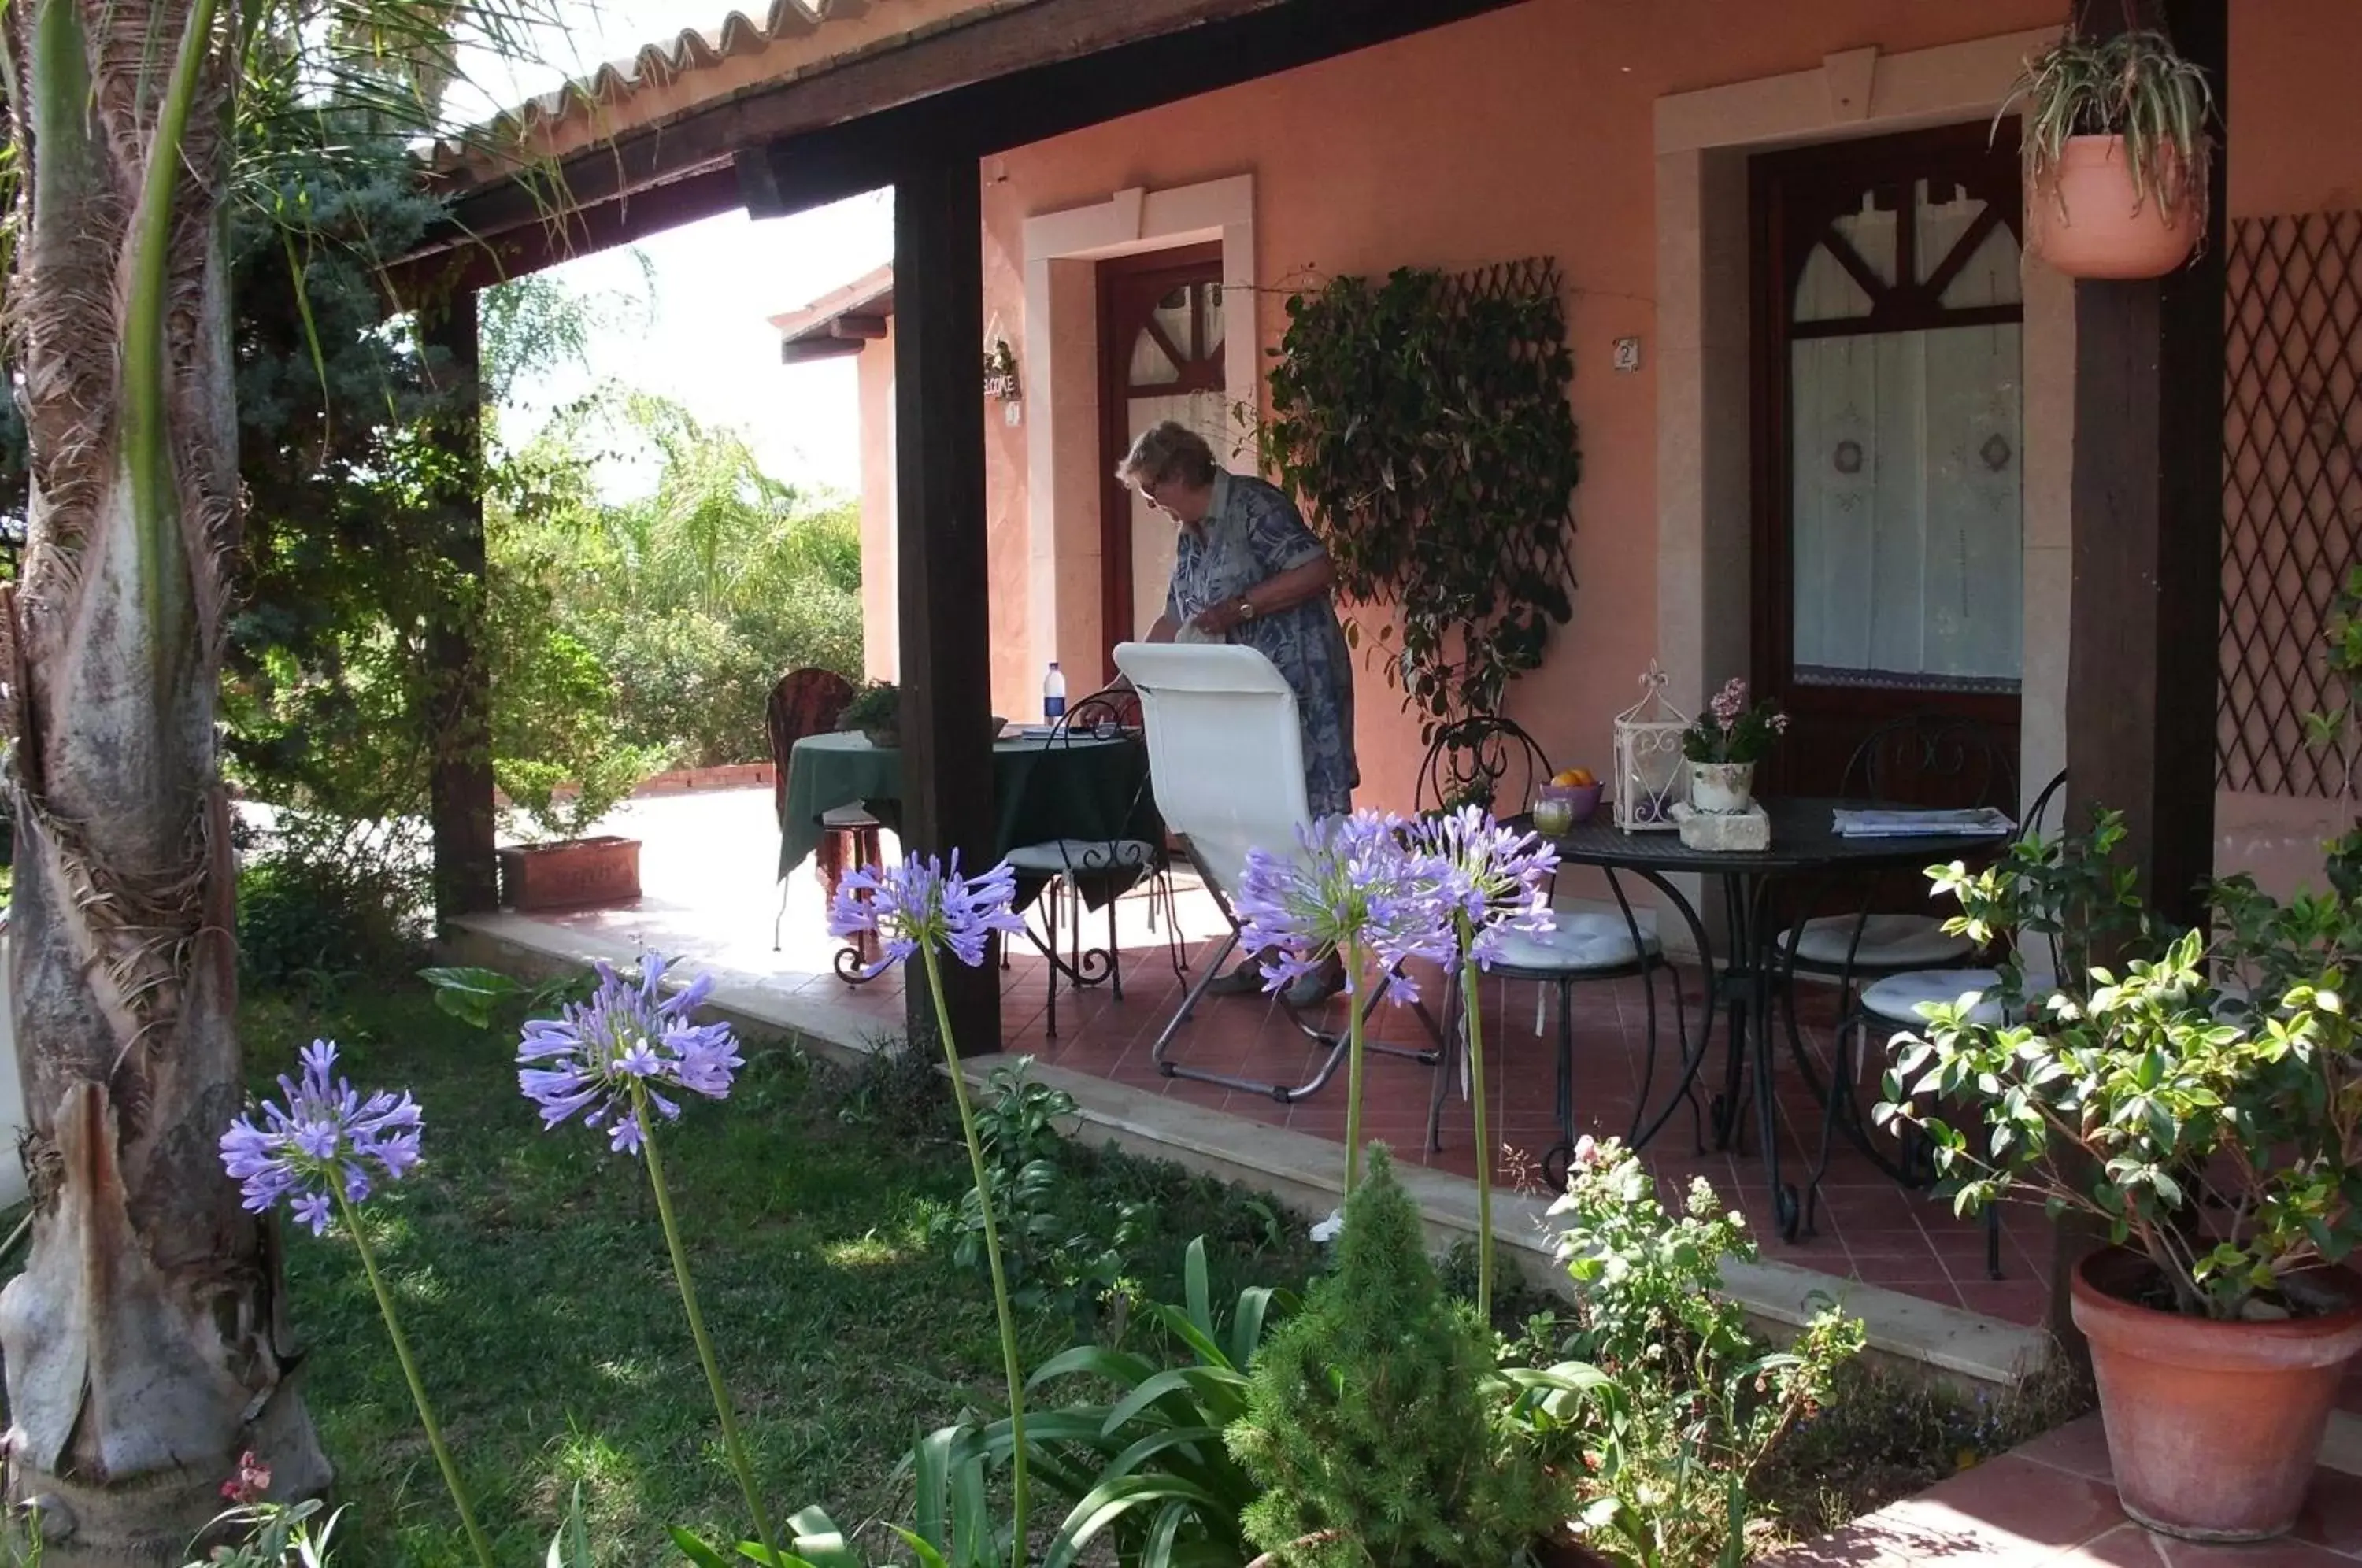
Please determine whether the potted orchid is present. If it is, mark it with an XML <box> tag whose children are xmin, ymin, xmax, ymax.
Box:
<box><xmin>1679</xmin><ymin>679</ymin><xmax>1786</xmax><ymax>815</ymax></box>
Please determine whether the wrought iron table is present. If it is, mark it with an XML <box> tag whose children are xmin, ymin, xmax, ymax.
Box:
<box><xmin>1543</xmin><ymin>797</ymin><xmax>2011</xmax><ymax>1240</ymax></box>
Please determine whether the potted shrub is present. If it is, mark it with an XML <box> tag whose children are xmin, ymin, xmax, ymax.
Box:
<box><xmin>1876</xmin><ymin>819</ymin><xmax>2362</xmax><ymax>1541</ymax></box>
<box><xmin>495</xmin><ymin>744</ymin><xmax>654</xmax><ymax>912</ymax></box>
<box><xmin>839</xmin><ymin>680</ymin><xmax>901</xmax><ymax>749</ymax></box>
<box><xmin>2001</xmin><ymin>27</ymin><xmax>2214</xmax><ymax>279</ymax></box>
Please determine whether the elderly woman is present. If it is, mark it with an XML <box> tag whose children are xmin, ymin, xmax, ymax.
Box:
<box><xmin>1116</xmin><ymin>420</ymin><xmax>1356</xmax><ymax>1004</ymax></box>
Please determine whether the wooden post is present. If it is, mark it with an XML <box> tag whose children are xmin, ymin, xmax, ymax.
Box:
<box><xmin>419</xmin><ymin>295</ymin><xmax>501</xmax><ymax>921</ymax></box>
<box><xmin>894</xmin><ymin>157</ymin><xmax>1001</xmax><ymax>1056</ymax></box>
<box><xmin>2055</xmin><ymin>0</ymin><xmax>2227</xmax><ymax>1338</ymax></box>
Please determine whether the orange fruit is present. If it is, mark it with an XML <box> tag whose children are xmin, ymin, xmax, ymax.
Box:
<box><xmin>1562</xmin><ymin>767</ymin><xmax>1597</xmax><ymax>788</ymax></box>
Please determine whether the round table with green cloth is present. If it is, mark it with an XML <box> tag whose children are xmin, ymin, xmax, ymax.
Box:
<box><xmin>777</xmin><ymin>730</ymin><xmax>1157</xmax><ymax>894</ymax></box>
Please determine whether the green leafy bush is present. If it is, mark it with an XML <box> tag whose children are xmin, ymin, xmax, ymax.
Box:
<box><xmin>929</xmin><ymin>1060</ymin><xmax>1155</xmax><ymax>1334</ymax></box>
<box><xmin>1227</xmin><ymin>1145</ymin><xmax>1559</xmax><ymax>1568</ymax></box>
<box><xmin>237</xmin><ymin>812</ymin><xmax>432</xmax><ymax>1000</ymax></box>
<box><xmin>486</xmin><ymin>582</ymin><xmax>661</xmax><ymax>841</ymax></box>
<box><xmin>1506</xmin><ymin>1139</ymin><xmax>1863</xmax><ymax>1568</ymax></box>
<box><xmin>494</xmin><ymin>390</ymin><xmax>864</xmax><ymax>772</ymax></box>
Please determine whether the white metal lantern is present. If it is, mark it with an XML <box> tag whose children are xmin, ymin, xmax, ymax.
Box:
<box><xmin>1613</xmin><ymin>664</ymin><xmax>1690</xmax><ymax>833</ymax></box>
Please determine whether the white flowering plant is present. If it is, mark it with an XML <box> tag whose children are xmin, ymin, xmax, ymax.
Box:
<box><xmin>1503</xmin><ymin>1139</ymin><xmax>1862</xmax><ymax>1568</ymax></box>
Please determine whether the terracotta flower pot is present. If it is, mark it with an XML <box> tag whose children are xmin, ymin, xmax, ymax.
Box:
<box><xmin>2071</xmin><ymin>1248</ymin><xmax>2362</xmax><ymax>1540</ymax></box>
<box><xmin>497</xmin><ymin>835</ymin><xmax>643</xmax><ymax>912</ymax></box>
<box><xmin>2027</xmin><ymin>135</ymin><xmax>2201</xmax><ymax>279</ymax></box>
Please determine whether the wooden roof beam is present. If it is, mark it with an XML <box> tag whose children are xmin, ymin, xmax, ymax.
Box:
<box><xmin>735</xmin><ymin>0</ymin><xmax>1527</xmax><ymax>224</ymax></box>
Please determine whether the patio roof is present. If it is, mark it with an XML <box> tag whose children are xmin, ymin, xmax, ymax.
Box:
<box><xmin>399</xmin><ymin>0</ymin><xmax>1326</xmax><ymax>294</ymax></box>
<box><xmin>771</xmin><ymin>264</ymin><xmax>894</xmax><ymax>363</ymax></box>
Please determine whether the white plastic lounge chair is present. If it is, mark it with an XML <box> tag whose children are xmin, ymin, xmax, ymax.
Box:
<box><xmin>1111</xmin><ymin>640</ymin><xmax>1438</xmax><ymax>1103</ymax></box>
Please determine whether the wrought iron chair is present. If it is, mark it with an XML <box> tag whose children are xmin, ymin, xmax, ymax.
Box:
<box><xmin>765</xmin><ymin>668</ymin><xmax>884</xmax><ymax>977</ymax></box>
<box><xmin>1802</xmin><ymin>769</ymin><xmax>2070</xmax><ymax>1277</ymax></box>
<box><xmin>1413</xmin><ymin>714</ymin><xmax>1556</xmax><ymax>819</ymax></box>
<box><xmin>1771</xmin><ymin>715</ymin><xmax>2016</xmax><ymax>1100</ymax></box>
<box><xmin>1001</xmin><ymin>693</ymin><xmax>1186</xmax><ymax>1038</ymax></box>
<box><xmin>1111</xmin><ymin>640</ymin><xmax>1439</xmax><ymax>1102</ymax></box>
<box><xmin>1415</xmin><ymin>716</ymin><xmax>1689</xmax><ymax>1185</ymax></box>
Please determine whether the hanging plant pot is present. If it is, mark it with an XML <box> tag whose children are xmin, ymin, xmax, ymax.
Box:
<box><xmin>2027</xmin><ymin>134</ymin><xmax>2201</xmax><ymax>279</ymax></box>
<box><xmin>2072</xmin><ymin>1248</ymin><xmax>2362</xmax><ymax>1540</ymax></box>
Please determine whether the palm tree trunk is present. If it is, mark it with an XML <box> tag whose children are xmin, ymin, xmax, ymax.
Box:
<box><xmin>0</xmin><ymin>0</ymin><xmax>330</xmax><ymax>1556</ymax></box>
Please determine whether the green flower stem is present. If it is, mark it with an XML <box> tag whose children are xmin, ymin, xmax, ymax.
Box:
<box><xmin>635</xmin><ymin>1088</ymin><xmax>782</xmax><ymax>1563</ymax></box>
<box><xmin>922</xmin><ymin>945</ymin><xmax>1031</xmax><ymax>1568</ymax></box>
<box><xmin>1344</xmin><ymin>937</ymin><xmax>1366</xmax><ymax>1196</ymax></box>
<box><xmin>1459</xmin><ymin>955</ymin><xmax>1494</xmax><ymax>1322</ymax></box>
<box><xmin>332</xmin><ymin>1190</ymin><xmax>496</xmax><ymax>1568</ymax></box>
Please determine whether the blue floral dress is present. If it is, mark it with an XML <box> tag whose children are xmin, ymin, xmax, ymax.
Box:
<box><xmin>1164</xmin><ymin>471</ymin><xmax>1359</xmax><ymax>818</ymax></box>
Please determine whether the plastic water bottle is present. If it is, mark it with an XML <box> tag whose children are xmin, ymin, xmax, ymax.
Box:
<box><xmin>1042</xmin><ymin>661</ymin><xmax>1067</xmax><ymax>723</ymax></box>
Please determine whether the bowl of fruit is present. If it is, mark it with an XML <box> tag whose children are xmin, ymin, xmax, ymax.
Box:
<box><xmin>1532</xmin><ymin>768</ymin><xmax>1601</xmax><ymax>836</ymax></box>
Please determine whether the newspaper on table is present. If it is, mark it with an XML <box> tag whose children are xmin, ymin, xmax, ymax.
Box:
<box><xmin>1831</xmin><ymin>805</ymin><xmax>2016</xmax><ymax>839</ymax></box>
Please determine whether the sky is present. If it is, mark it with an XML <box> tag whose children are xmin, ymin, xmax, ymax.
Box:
<box><xmin>452</xmin><ymin>2</ymin><xmax>894</xmax><ymax>498</ymax></box>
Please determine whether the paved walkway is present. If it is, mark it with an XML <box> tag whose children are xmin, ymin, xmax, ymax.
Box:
<box><xmin>1768</xmin><ymin>1416</ymin><xmax>2362</xmax><ymax>1568</ymax></box>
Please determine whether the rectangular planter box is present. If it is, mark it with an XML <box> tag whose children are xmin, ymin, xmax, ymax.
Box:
<box><xmin>497</xmin><ymin>836</ymin><xmax>642</xmax><ymax>912</ymax></box>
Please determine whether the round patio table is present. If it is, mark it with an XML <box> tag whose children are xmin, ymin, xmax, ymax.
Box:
<box><xmin>1544</xmin><ymin>796</ymin><xmax>2012</xmax><ymax>1241</ymax></box>
<box><xmin>777</xmin><ymin>729</ymin><xmax>1152</xmax><ymax>882</ymax></box>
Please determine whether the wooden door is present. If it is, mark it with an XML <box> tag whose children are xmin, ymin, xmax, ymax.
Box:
<box><xmin>1749</xmin><ymin>123</ymin><xmax>2026</xmax><ymax>802</ymax></box>
<box><xmin>1097</xmin><ymin>244</ymin><xmax>1227</xmax><ymax>682</ymax></box>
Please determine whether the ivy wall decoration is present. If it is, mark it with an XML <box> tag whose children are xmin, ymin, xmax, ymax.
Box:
<box><xmin>1257</xmin><ymin>257</ymin><xmax>1582</xmax><ymax>731</ymax></box>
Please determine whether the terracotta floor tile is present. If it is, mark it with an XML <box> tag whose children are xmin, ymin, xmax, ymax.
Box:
<box><xmin>2086</xmin><ymin>1522</ymin><xmax>2359</xmax><ymax>1568</ymax></box>
<box><xmin>507</xmin><ymin>800</ymin><xmax>2071</xmax><ymax>1326</ymax></box>
<box><xmin>2294</xmin><ymin>1473</ymin><xmax>2362</xmax><ymax>1560</ymax></box>
<box><xmin>1883</xmin><ymin>1452</ymin><xmax>2127</xmax><ymax>1564</ymax></box>
<box><xmin>2014</xmin><ymin>1416</ymin><xmax>2116</xmax><ymax>1484</ymax></box>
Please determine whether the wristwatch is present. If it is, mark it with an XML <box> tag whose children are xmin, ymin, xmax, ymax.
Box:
<box><xmin>1235</xmin><ymin>596</ymin><xmax>1257</xmax><ymax>623</ymax></box>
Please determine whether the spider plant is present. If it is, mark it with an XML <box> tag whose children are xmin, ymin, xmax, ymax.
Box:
<box><xmin>1998</xmin><ymin>28</ymin><xmax>2215</xmax><ymax>222</ymax></box>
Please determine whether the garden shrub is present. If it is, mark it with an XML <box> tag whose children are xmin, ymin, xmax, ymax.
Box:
<box><xmin>1228</xmin><ymin>1145</ymin><xmax>1560</xmax><ymax>1568</ymax></box>
<box><xmin>237</xmin><ymin>811</ymin><xmax>431</xmax><ymax>997</ymax></box>
<box><xmin>1509</xmin><ymin>1139</ymin><xmax>1865</xmax><ymax>1568</ymax></box>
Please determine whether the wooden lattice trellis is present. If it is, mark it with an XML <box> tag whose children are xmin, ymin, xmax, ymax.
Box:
<box><xmin>2218</xmin><ymin>210</ymin><xmax>2362</xmax><ymax>796</ymax></box>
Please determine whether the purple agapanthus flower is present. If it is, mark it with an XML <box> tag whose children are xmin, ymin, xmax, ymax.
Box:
<box><xmin>826</xmin><ymin>852</ymin><xmax>1029</xmax><ymax>977</ymax></box>
<box><xmin>1231</xmin><ymin>811</ymin><xmax>1457</xmax><ymax>1004</ymax></box>
<box><xmin>220</xmin><ymin>1040</ymin><xmax>425</xmax><ymax>1236</ymax></box>
<box><xmin>516</xmin><ymin>954</ymin><xmax>744</xmax><ymax>1156</ymax></box>
<box><xmin>1409</xmin><ymin>805</ymin><xmax>1560</xmax><ymax>968</ymax></box>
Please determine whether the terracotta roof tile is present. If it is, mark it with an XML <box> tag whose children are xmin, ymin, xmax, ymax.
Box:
<box><xmin>434</xmin><ymin>0</ymin><xmax>1020</xmax><ymax>179</ymax></box>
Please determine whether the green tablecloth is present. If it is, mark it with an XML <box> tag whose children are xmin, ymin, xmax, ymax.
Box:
<box><xmin>778</xmin><ymin>730</ymin><xmax>1153</xmax><ymax>882</ymax></box>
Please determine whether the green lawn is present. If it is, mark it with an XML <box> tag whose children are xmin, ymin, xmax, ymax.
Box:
<box><xmin>242</xmin><ymin>982</ymin><xmax>1322</xmax><ymax>1564</ymax></box>
<box><xmin>221</xmin><ymin>978</ymin><xmax>2074</xmax><ymax>1566</ymax></box>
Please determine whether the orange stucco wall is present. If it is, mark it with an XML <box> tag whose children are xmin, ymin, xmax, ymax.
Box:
<box><xmin>857</xmin><ymin>0</ymin><xmax>2362</xmax><ymax>840</ymax></box>
<box><xmin>978</xmin><ymin>0</ymin><xmax>2069</xmax><ymax>811</ymax></box>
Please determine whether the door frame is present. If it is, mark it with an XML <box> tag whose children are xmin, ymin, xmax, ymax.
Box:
<box><xmin>1094</xmin><ymin>241</ymin><xmax>1226</xmax><ymax>679</ymax></box>
<box><xmin>1017</xmin><ymin>176</ymin><xmax>1257</xmax><ymax>696</ymax></box>
<box><xmin>1746</xmin><ymin>118</ymin><xmax>2026</xmax><ymax>795</ymax></box>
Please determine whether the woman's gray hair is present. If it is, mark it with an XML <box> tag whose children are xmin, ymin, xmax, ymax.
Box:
<box><xmin>1116</xmin><ymin>421</ymin><xmax>1219</xmax><ymax>489</ymax></box>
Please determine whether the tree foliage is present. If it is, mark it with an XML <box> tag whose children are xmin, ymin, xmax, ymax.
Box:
<box><xmin>492</xmin><ymin>386</ymin><xmax>863</xmax><ymax>775</ymax></box>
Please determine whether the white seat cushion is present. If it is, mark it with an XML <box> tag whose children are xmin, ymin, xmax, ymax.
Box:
<box><xmin>1779</xmin><ymin>913</ymin><xmax>1972</xmax><ymax>971</ymax></box>
<box><xmin>1490</xmin><ymin>912</ymin><xmax>1661</xmax><ymax>975</ymax></box>
<box><xmin>1004</xmin><ymin>838</ymin><xmax>1157</xmax><ymax>876</ymax></box>
<box><xmin>1862</xmin><ymin>967</ymin><xmax>2058</xmax><ymax>1029</ymax></box>
<box><xmin>820</xmin><ymin>804</ymin><xmax>880</xmax><ymax>828</ymax></box>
